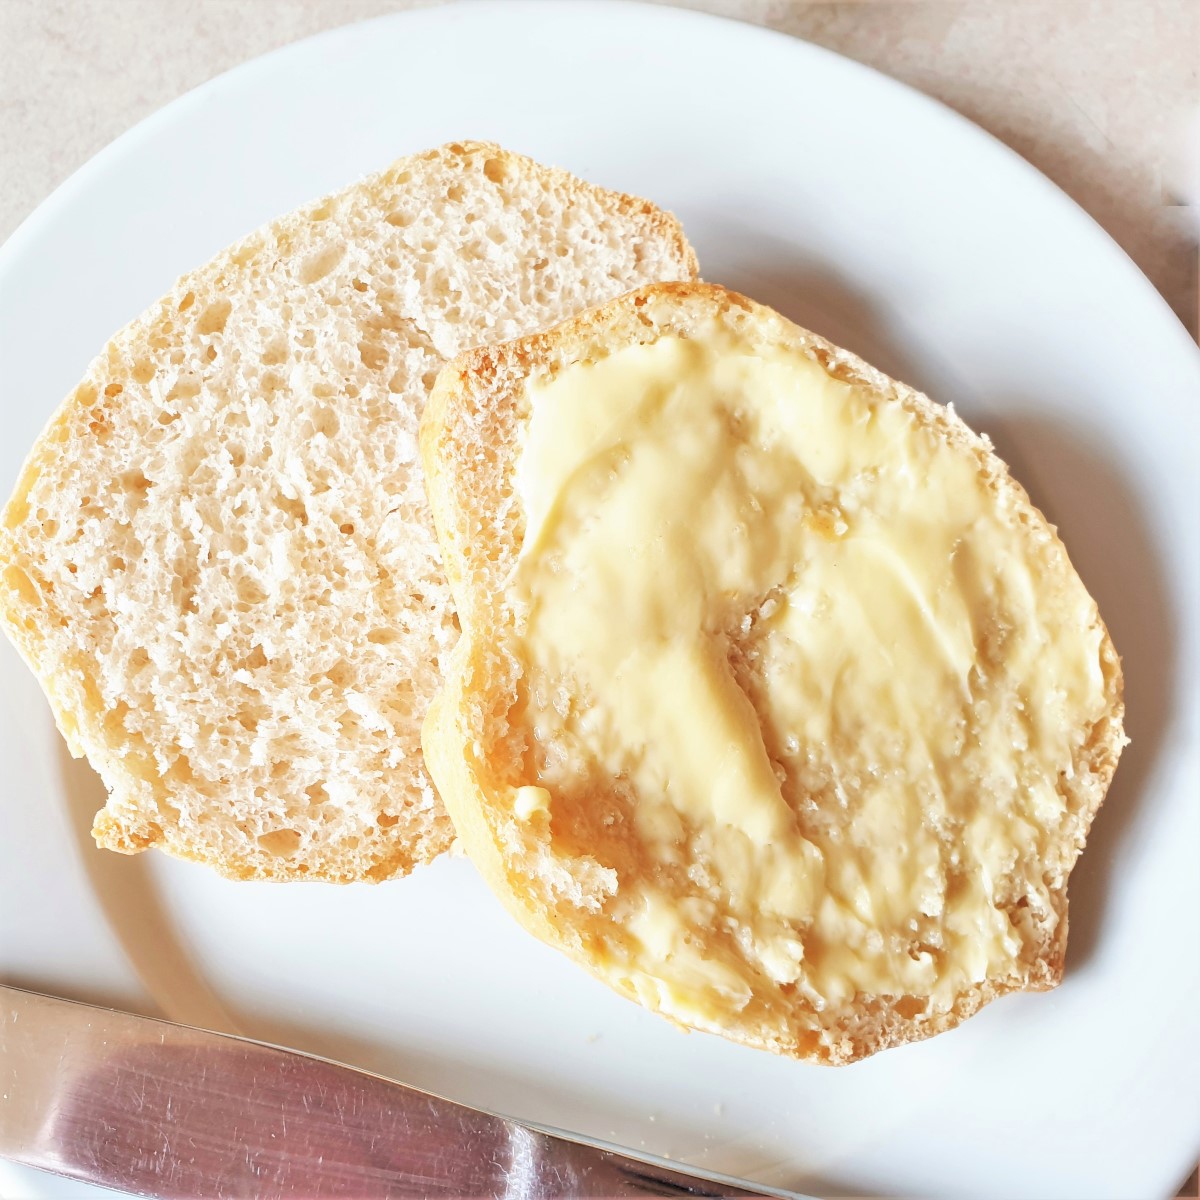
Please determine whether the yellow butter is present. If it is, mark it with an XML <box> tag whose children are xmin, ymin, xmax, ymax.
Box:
<box><xmin>511</xmin><ymin>327</ymin><xmax>1107</xmax><ymax>1024</ymax></box>
<box><xmin>513</xmin><ymin>785</ymin><xmax>552</xmax><ymax>822</ymax></box>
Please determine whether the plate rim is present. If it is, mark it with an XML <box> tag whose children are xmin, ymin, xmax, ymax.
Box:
<box><xmin>0</xmin><ymin>0</ymin><xmax>1195</xmax><ymax>366</ymax></box>
<box><xmin>0</xmin><ymin>5</ymin><xmax>1196</xmax><ymax>1199</ymax></box>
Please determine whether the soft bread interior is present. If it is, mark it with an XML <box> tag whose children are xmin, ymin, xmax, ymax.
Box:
<box><xmin>421</xmin><ymin>282</ymin><xmax>1125</xmax><ymax>1063</ymax></box>
<box><xmin>0</xmin><ymin>143</ymin><xmax>697</xmax><ymax>882</ymax></box>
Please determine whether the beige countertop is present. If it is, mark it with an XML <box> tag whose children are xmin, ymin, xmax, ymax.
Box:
<box><xmin>1</xmin><ymin>0</ymin><xmax>1196</xmax><ymax>337</ymax></box>
<box><xmin>0</xmin><ymin>2</ymin><xmax>1196</xmax><ymax>1196</ymax></box>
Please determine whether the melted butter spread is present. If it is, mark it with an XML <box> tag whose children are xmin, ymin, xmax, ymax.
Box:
<box><xmin>511</xmin><ymin>326</ymin><xmax>1107</xmax><ymax>1025</ymax></box>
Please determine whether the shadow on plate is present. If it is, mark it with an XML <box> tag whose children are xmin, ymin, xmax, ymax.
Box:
<box><xmin>980</xmin><ymin>413</ymin><xmax>1176</xmax><ymax>969</ymax></box>
<box><xmin>698</xmin><ymin>221</ymin><xmax>955</xmax><ymax>403</ymax></box>
<box><xmin>2</xmin><ymin>972</ymin><xmax>148</xmax><ymax>1019</ymax></box>
<box><xmin>54</xmin><ymin>739</ymin><xmax>238</xmax><ymax>1034</ymax></box>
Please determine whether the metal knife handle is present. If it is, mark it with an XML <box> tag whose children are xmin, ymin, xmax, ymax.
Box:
<box><xmin>0</xmin><ymin>986</ymin><xmax>793</xmax><ymax>1199</ymax></box>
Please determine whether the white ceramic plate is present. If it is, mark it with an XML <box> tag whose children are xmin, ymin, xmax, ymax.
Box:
<box><xmin>1</xmin><ymin>4</ymin><xmax>1197</xmax><ymax>1197</ymax></box>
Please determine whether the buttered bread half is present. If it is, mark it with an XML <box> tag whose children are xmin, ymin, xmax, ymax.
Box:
<box><xmin>421</xmin><ymin>281</ymin><xmax>1125</xmax><ymax>1063</ymax></box>
<box><xmin>0</xmin><ymin>143</ymin><xmax>697</xmax><ymax>883</ymax></box>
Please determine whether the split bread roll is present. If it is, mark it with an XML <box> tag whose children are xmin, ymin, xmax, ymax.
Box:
<box><xmin>0</xmin><ymin>142</ymin><xmax>697</xmax><ymax>882</ymax></box>
<box><xmin>420</xmin><ymin>281</ymin><xmax>1126</xmax><ymax>1063</ymax></box>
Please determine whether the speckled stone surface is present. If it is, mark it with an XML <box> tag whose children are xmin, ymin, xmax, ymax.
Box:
<box><xmin>1</xmin><ymin>0</ymin><xmax>1195</xmax><ymax>336</ymax></box>
<box><xmin>0</xmin><ymin>2</ymin><xmax>1196</xmax><ymax>1195</ymax></box>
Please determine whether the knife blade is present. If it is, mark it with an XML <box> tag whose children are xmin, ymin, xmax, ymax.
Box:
<box><xmin>0</xmin><ymin>986</ymin><xmax>799</xmax><ymax>1199</ymax></box>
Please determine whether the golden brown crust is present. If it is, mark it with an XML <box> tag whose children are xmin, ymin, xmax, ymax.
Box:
<box><xmin>421</xmin><ymin>280</ymin><xmax>1125</xmax><ymax>1062</ymax></box>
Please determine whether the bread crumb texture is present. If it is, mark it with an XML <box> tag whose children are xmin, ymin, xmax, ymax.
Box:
<box><xmin>420</xmin><ymin>282</ymin><xmax>1126</xmax><ymax>1063</ymax></box>
<box><xmin>0</xmin><ymin>142</ymin><xmax>697</xmax><ymax>882</ymax></box>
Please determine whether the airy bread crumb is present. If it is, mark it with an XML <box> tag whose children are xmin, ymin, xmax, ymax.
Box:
<box><xmin>0</xmin><ymin>142</ymin><xmax>697</xmax><ymax>882</ymax></box>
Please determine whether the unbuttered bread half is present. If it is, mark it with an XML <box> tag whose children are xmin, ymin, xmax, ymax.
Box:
<box><xmin>0</xmin><ymin>142</ymin><xmax>697</xmax><ymax>882</ymax></box>
<box><xmin>420</xmin><ymin>282</ymin><xmax>1126</xmax><ymax>1063</ymax></box>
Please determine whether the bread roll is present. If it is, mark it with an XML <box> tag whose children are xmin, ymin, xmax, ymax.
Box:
<box><xmin>0</xmin><ymin>143</ymin><xmax>697</xmax><ymax>882</ymax></box>
<box><xmin>420</xmin><ymin>281</ymin><xmax>1125</xmax><ymax>1062</ymax></box>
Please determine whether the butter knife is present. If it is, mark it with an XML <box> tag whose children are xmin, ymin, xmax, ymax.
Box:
<box><xmin>0</xmin><ymin>985</ymin><xmax>797</xmax><ymax>1198</ymax></box>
